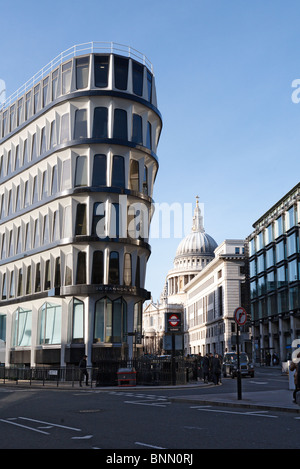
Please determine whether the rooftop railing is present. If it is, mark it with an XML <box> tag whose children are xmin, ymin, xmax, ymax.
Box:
<box><xmin>1</xmin><ymin>41</ymin><xmax>153</xmax><ymax>112</ymax></box>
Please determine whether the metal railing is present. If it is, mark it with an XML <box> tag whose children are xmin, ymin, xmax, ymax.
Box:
<box><xmin>1</xmin><ymin>41</ymin><xmax>153</xmax><ymax>111</ymax></box>
<box><xmin>0</xmin><ymin>357</ymin><xmax>193</xmax><ymax>388</ymax></box>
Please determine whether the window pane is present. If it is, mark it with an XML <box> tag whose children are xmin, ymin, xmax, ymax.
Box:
<box><xmin>146</xmin><ymin>122</ymin><xmax>152</xmax><ymax>149</ymax></box>
<box><xmin>72</xmin><ymin>299</ymin><xmax>84</xmax><ymax>341</ymax></box>
<box><xmin>114</xmin><ymin>56</ymin><xmax>128</xmax><ymax>90</ymax></box>
<box><xmin>92</xmin><ymin>154</ymin><xmax>106</xmax><ymax>186</ymax></box>
<box><xmin>94</xmin><ymin>299</ymin><xmax>105</xmax><ymax>342</ymax></box>
<box><xmin>130</xmin><ymin>159</ymin><xmax>139</xmax><ymax>191</ymax></box>
<box><xmin>124</xmin><ymin>253</ymin><xmax>132</xmax><ymax>286</ymax></box>
<box><xmin>76</xmin><ymin>251</ymin><xmax>86</xmax><ymax>284</ymax></box>
<box><xmin>65</xmin><ymin>254</ymin><xmax>72</xmax><ymax>286</ymax></box>
<box><xmin>75</xmin><ymin>204</ymin><xmax>87</xmax><ymax>235</ymax></box>
<box><xmin>75</xmin><ymin>155</ymin><xmax>88</xmax><ymax>187</ymax></box>
<box><xmin>92</xmin><ymin>202</ymin><xmax>106</xmax><ymax>237</ymax></box>
<box><xmin>74</xmin><ymin>109</ymin><xmax>87</xmax><ymax>139</ymax></box>
<box><xmin>113</xmin><ymin>109</ymin><xmax>127</xmax><ymax>140</ymax></box>
<box><xmin>60</xmin><ymin>113</ymin><xmax>70</xmax><ymax>144</ymax></box>
<box><xmin>92</xmin><ymin>251</ymin><xmax>103</xmax><ymax>284</ymax></box>
<box><xmin>131</xmin><ymin>114</ymin><xmax>142</xmax><ymax>145</ymax></box>
<box><xmin>43</xmin><ymin>77</ymin><xmax>50</xmax><ymax>106</ymax></box>
<box><xmin>52</xmin><ymin>69</ymin><xmax>59</xmax><ymax>100</ymax></box>
<box><xmin>76</xmin><ymin>57</ymin><xmax>89</xmax><ymax>89</ymax></box>
<box><xmin>62</xmin><ymin>61</ymin><xmax>72</xmax><ymax>94</ymax></box>
<box><xmin>147</xmin><ymin>70</ymin><xmax>152</xmax><ymax>102</ymax></box>
<box><xmin>132</xmin><ymin>61</ymin><xmax>143</xmax><ymax>96</ymax></box>
<box><xmin>93</xmin><ymin>107</ymin><xmax>108</xmax><ymax>138</ymax></box>
<box><xmin>94</xmin><ymin>55</ymin><xmax>109</xmax><ymax>88</ymax></box>
<box><xmin>109</xmin><ymin>251</ymin><xmax>119</xmax><ymax>284</ymax></box>
<box><xmin>61</xmin><ymin>159</ymin><xmax>71</xmax><ymax>190</ymax></box>
<box><xmin>44</xmin><ymin>259</ymin><xmax>51</xmax><ymax>290</ymax></box>
<box><xmin>111</xmin><ymin>155</ymin><xmax>125</xmax><ymax>188</ymax></box>
<box><xmin>35</xmin><ymin>263</ymin><xmax>41</xmax><ymax>292</ymax></box>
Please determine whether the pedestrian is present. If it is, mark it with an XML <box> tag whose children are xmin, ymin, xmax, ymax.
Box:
<box><xmin>289</xmin><ymin>352</ymin><xmax>300</xmax><ymax>403</ymax></box>
<box><xmin>197</xmin><ymin>353</ymin><xmax>203</xmax><ymax>381</ymax></box>
<box><xmin>79</xmin><ymin>354</ymin><xmax>89</xmax><ymax>387</ymax></box>
<box><xmin>202</xmin><ymin>354</ymin><xmax>210</xmax><ymax>383</ymax></box>
<box><xmin>212</xmin><ymin>353</ymin><xmax>222</xmax><ymax>385</ymax></box>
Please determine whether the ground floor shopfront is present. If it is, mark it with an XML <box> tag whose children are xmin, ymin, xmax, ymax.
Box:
<box><xmin>0</xmin><ymin>287</ymin><xmax>146</xmax><ymax>367</ymax></box>
<box><xmin>252</xmin><ymin>311</ymin><xmax>300</xmax><ymax>364</ymax></box>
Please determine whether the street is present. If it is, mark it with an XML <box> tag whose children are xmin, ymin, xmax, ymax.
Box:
<box><xmin>0</xmin><ymin>367</ymin><xmax>299</xmax><ymax>451</ymax></box>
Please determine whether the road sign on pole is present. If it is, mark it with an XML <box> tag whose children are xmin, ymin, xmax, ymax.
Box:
<box><xmin>234</xmin><ymin>306</ymin><xmax>247</xmax><ymax>326</ymax></box>
<box><xmin>233</xmin><ymin>307</ymin><xmax>248</xmax><ymax>400</ymax></box>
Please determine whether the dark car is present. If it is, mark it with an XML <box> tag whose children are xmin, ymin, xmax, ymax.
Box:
<box><xmin>222</xmin><ymin>352</ymin><xmax>254</xmax><ymax>378</ymax></box>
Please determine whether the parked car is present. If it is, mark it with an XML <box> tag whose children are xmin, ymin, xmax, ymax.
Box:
<box><xmin>222</xmin><ymin>352</ymin><xmax>254</xmax><ymax>378</ymax></box>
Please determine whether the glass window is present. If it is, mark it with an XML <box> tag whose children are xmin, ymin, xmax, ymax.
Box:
<box><xmin>93</xmin><ymin>107</ymin><xmax>108</xmax><ymax>138</ymax></box>
<box><xmin>10</xmin><ymin>105</ymin><xmax>15</xmax><ymax>131</ymax></box>
<box><xmin>146</xmin><ymin>122</ymin><xmax>152</xmax><ymax>149</ymax></box>
<box><xmin>35</xmin><ymin>262</ymin><xmax>41</xmax><ymax>292</ymax></box>
<box><xmin>276</xmin><ymin>241</ymin><xmax>285</xmax><ymax>263</ymax></box>
<box><xmin>266</xmin><ymin>248</ymin><xmax>275</xmax><ymax>268</ymax></box>
<box><xmin>43</xmin><ymin>77</ymin><xmax>50</xmax><ymax>107</ymax></box>
<box><xmin>109</xmin><ymin>251</ymin><xmax>119</xmax><ymax>284</ymax></box>
<box><xmin>114</xmin><ymin>56</ymin><xmax>128</xmax><ymax>90</ymax></box>
<box><xmin>130</xmin><ymin>159</ymin><xmax>139</xmax><ymax>191</ymax></box>
<box><xmin>51</xmin><ymin>165</ymin><xmax>58</xmax><ymax>195</ymax></box>
<box><xmin>17</xmin><ymin>98</ymin><xmax>23</xmax><ymax>126</ymax></box>
<box><xmin>40</xmin><ymin>127</ymin><xmax>47</xmax><ymax>154</ymax></box>
<box><xmin>41</xmin><ymin>170</ymin><xmax>48</xmax><ymax>199</ymax></box>
<box><xmin>44</xmin><ymin>259</ymin><xmax>51</xmax><ymax>290</ymax></box>
<box><xmin>60</xmin><ymin>113</ymin><xmax>70</xmax><ymax>144</ymax></box>
<box><xmin>111</xmin><ymin>155</ymin><xmax>125</xmax><ymax>188</ymax></box>
<box><xmin>0</xmin><ymin>314</ymin><xmax>6</xmax><ymax>342</ymax></box>
<box><xmin>52</xmin><ymin>210</ymin><xmax>60</xmax><ymax>241</ymax></box>
<box><xmin>70</xmin><ymin>298</ymin><xmax>84</xmax><ymax>343</ymax></box>
<box><xmin>257</xmin><ymin>254</ymin><xmax>265</xmax><ymax>274</ymax></box>
<box><xmin>62</xmin><ymin>61</ymin><xmax>72</xmax><ymax>94</ymax></box>
<box><xmin>23</xmin><ymin>139</ymin><xmax>28</xmax><ymax>166</ymax></box>
<box><xmin>61</xmin><ymin>159</ymin><xmax>71</xmax><ymax>190</ymax></box>
<box><xmin>250</xmin><ymin>280</ymin><xmax>257</xmax><ymax>299</ymax></box>
<box><xmin>14</xmin><ymin>145</ymin><xmax>20</xmax><ymax>171</ymax></box>
<box><xmin>275</xmin><ymin>216</ymin><xmax>283</xmax><ymax>238</ymax></box>
<box><xmin>257</xmin><ymin>232</ymin><xmax>264</xmax><ymax>251</ymax></box>
<box><xmin>76</xmin><ymin>251</ymin><xmax>86</xmax><ymax>285</ymax></box>
<box><xmin>1</xmin><ymin>273</ymin><xmax>6</xmax><ymax>299</ymax></box>
<box><xmin>143</xmin><ymin>165</ymin><xmax>148</xmax><ymax>195</ymax></box>
<box><xmin>94</xmin><ymin>55</ymin><xmax>109</xmax><ymax>88</ymax></box>
<box><xmin>132</xmin><ymin>61</ymin><xmax>143</xmax><ymax>96</ymax></box>
<box><xmin>65</xmin><ymin>253</ymin><xmax>72</xmax><ymax>286</ymax></box>
<box><xmin>92</xmin><ymin>251</ymin><xmax>104</xmax><ymax>284</ymax></box>
<box><xmin>147</xmin><ymin>70</ymin><xmax>152</xmax><ymax>102</ymax></box>
<box><xmin>25</xmin><ymin>91</ymin><xmax>32</xmax><ymax>120</ymax></box>
<box><xmin>75</xmin><ymin>204</ymin><xmax>87</xmax><ymax>235</ymax></box>
<box><xmin>17</xmin><ymin>269</ymin><xmax>23</xmax><ymax>296</ymax></box>
<box><xmin>32</xmin><ymin>175</ymin><xmax>39</xmax><ymax>204</ymax></box>
<box><xmin>34</xmin><ymin>84</ymin><xmax>41</xmax><ymax>113</ymax></box>
<box><xmin>76</xmin><ymin>57</ymin><xmax>89</xmax><ymax>89</ymax></box>
<box><xmin>94</xmin><ymin>297</ymin><xmax>126</xmax><ymax>343</ymax></box>
<box><xmin>74</xmin><ymin>109</ymin><xmax>87</xmax><ymax>139</ymax></box>
<box><xmin>92</xmin><ymin>154</ymin><xmax>107</xmax><ymax>186</ymax></box>
<box><xmin>31</xmin><ymin>134</ymin><xmax>37</xmax><ymax>159</ymax></box>
<box><xmin>289</xmin><ymin>285</ymin><xmax>300</xmax><ymax>310</ymax></box>
<box><xmin>50</xmin><ymin>120</ymin><xmax>57</xmax><ymax>148</ymax></box>
<box><xmin>286</xmin><ymin>206</ymin><xmax>295</xmax><ymax>231</ymax></box>
<box><xmin>257</xmin><ymin>276</ymin><xmax>266</xmax><ymax>296</ymax></box>
<box><xmin>92</xmin><ymin>202</ymin><xmax>106</xmax><ymax>237</ymax></box>
<box><xmin>277</xmin><ymin>265</ymin><xmax>287</xmax><ymax>287</ymax></box>
<box><xmin>75</xmin><ymin>155</ymin><xmax>88</xmax><ymax>187</ymax></box>
<box><xmin>43</xmin><ymin>215</ymin><xmax>50</xmax><ymax>245</ymax></box>
<box><xmin>287</xmin><ymin>233</ymin><xmax>297</xmax><ymax>256</ymax></box>
<box><xmin>109</xmin><ymin>203</ymin><xmax>121</xmax><ymax>239</ymax></box>
<box><xmin>124</xmin><ymin>253</ymin><xmax>132</xmax><ymax>286</ymax></box>
<box><xmin>33</xmin><ymin>219</ymin><xmax>40</xmax><ymax>249</ymax></box>
<box><xmin>39</xmin><ymin>303</ymin><xmax>61</xmax><ymax>345</ymax></box>
<box><xmin>132</xmin><ymin>114</ymin><xmax>143</xmax><ymax>145</ymax></box>
<box><xmin>52</xmin><ymin>69</ymin><xmax>59</xmax><ymax>100</ymax></box>
<box><xmin>134</xmin><ymin>301</ymin><xmax>142</xmax><ymax>339</ymax></box>
<box><xmin>26</xmin><ymin>265</ymin><xmax>31</xmax><ymax>295</ymax></box>
<box><xmin>63</xmin><ymin>206</ymin><xmax>72</xmax><ymax>238</ymax></box>
<box><xmin>12</xmin><ymin>308</ymin><xmax>32</xmax><ymax>346</ymax></box>
<box><xmin>113</xmin><ymin>109</ymin><xmax>127</xmax><ymax>140</ymax></box>
<box><xmin>288</xmin><ymin>259</ymin><xmax>298</xmax><ymax>282</ymax></box>
<box><xmin>278</xmin><ymin>290</ymin><xmax>288</xmax><ymax>313</ymax></box>
<box><xmin>25</xmin><ymin>222</ymin><xmax>31</xmax><ymax>251</ymax></box>
<box><xmin>54</xmin><ymin>257</ymin><xmax>61</xmax><ymax>288</ymax></box>
<box><xmin>135</xmin><ymin>256</ymin><xmax>141</xmax><ymax>287</ymax></box>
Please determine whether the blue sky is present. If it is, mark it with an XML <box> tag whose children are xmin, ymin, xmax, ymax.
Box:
<box><xmin>1</xmin><ymin>0</ymin><xmax>300</xmax><ymax>301</ymax></box>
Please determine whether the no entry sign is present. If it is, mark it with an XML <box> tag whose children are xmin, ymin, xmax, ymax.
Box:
<box><xmin>234</xmin><ymin>307</ymin><xmax>247</xmax><ymax>326</ymax></box>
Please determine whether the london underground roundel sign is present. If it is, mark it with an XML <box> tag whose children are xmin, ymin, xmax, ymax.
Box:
<box><xmin>168</xmin><ymin>314</ymin><xmax>180</xmax><ymax>327</ymax></box>
<box><xmin>234</xmin><ymin>307</ymin><xmax>247</xmax><ymax>326</ymax></box>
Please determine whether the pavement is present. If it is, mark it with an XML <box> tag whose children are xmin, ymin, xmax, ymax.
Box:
<box><xmin>1</xmin><ymin>368</ymin><xmax>299</xmax><ymax>413</ymax></box>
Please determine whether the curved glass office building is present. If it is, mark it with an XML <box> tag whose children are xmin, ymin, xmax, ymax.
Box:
<box><xmin>0</xmin><ymin>43</ymin><xmax>162</xmax><ymax>366</ymax></box>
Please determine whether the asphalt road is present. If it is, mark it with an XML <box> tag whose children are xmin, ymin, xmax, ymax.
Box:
<box><xmin>0</xmin><ymin>367</ymin><xmax>298</xmax><ymax>451</ymax></box>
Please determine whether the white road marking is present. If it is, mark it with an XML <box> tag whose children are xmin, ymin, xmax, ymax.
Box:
<box><xmin>0</xmin><ymin>418</ymin><xmax>50</xmax><ymax>434</ymax></box>
<box><xmin>71</xmin><ymin>435</ymin><xmax>93</xmax><ymax>440</ymax></box>
<box><xmin>19</xmin><ymin>417</ymin><xmax>82</xmax><ymax>431</ymax></box>
<box><xmin>135</xmin><ymin>442</ymin><xmax>166</xmax><ymax>449</ymax></box>
<box><xmin>195</xmin><ymin>408</ymin><xmax>278</xmax><ymax>418</ymax></box>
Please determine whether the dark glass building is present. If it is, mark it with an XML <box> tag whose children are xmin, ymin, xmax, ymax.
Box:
<box><xmin>247</xmin><ymin>183</ymin><xmax>300</xmax><ymax>363</ymax></box>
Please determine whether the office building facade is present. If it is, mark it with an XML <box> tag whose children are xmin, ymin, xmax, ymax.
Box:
<box><xmin>0</xmin><ymin>42</ymin><xmax>162</xmax><ymax>367</ymax></box>
<box><xmin>247</xmin><ymin>183</ymin><xmax>300</xmax><ymax>363</ymax></box>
